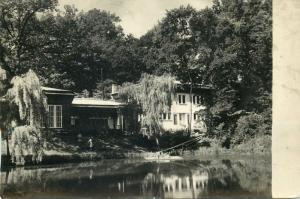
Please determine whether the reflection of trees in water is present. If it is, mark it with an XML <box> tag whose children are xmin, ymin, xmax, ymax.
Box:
<box><xmin>231</xmin><ymin>158</ymin><xmax>271</xmax><ymax>194</ymax></box>
<box><xmin>198</xmin><ymin>158</ymin><xmax>270</xmax><ymax>196</ymax></box>
<box><xmin>1</xmin><ymin>158</ymin><xmax>271</xmax><ymax>198</ymax></box>
<box><xmin>1</xmin><ymin>160</ymin><xmax>157</xmax><ymax>197</ymax></box>
<box><xmin>1</xmin><ymin>167</ymin><xmax>50</xmax><ymax>196</ymax></box>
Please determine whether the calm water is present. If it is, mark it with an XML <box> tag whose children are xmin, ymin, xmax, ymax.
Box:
<box><xmin>0</xmin><ymin>157</ymin><xmax>271</xmax><ymax>199</ymax></box>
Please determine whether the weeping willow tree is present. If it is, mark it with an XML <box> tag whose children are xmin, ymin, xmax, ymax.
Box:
<box><xmin>5</xmin><ymin>69</ymin><xmax>47</xmax><ymax>164</ymax></box>
<box><xmin>119</xmin><ymin>74</ymin><xmax>176</xmax><ymax>135</ymax></box>
<box><xmin>7</xmin><ymin>69</ymin><xmax>47</xmax><ymax>126</ymax></box>
<box><xmin>0</xmin><ymin>66</ymin><xmax>16</xmax><ymax>159</ymax></box>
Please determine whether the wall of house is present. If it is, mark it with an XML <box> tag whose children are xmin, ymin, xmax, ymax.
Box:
<box><xmin>121</xmin><ymin>105</ymin><xmax>139</xmax><ymax>133</ymax></box>
<box><xmin>160</xmin><ymin>92</ymin><xmax>207</xmax><ymax>132</ymax></box>
<box><xmin>46</xmin><ymin>94</ymin><xmax>74</xmax><ymax>131</ymax></box>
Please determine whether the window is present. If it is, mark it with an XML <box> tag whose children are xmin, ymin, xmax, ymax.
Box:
<box><xmin>48</xmin><ymin>105</ymin><xmax>62</xmax><ymax>128</ymax></box>
<box><xmin>162</xmin><ymin>113</ymin><xmax>171</xmax><ymax>120</ymax></box>
<box><xmin>193</xmin><ymin>95</ymin><xmax>201</xmax><ymax>104</ymax></box>
<box><xmin>174</xmin><ymin>114</ymin><xmax>178</xmax><ymax>125</ymax></box>
<box><xmin>167</xmin><ymin>113</ymin><xmax>171</xmax><ymax>120</ymax></box>
<box><xmin>178</xmin><ymin>94</ymin><xmax>186</xmax><ymax>104</ymax></box>
<box><xmin>179</xmin><ymin>113</ymin><xmax>185</xmax><ymax>124</ymax></box>
<box><xmin>194</xmin><ymin>113</ymin><xmax>199</xmax><ymax>120</ymax></box>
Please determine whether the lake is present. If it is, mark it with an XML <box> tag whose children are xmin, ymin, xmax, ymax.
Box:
<box><xmin>0</xmin><ymin>157</ymin><xmax>271</xmax><ymax>199</ymax></box>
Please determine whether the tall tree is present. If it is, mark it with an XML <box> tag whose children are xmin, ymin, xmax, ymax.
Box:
<box><xmin>139</xmin><ymin>0</ymin><xmax>272</xmax><ymax>142</ymax></box>
<box><xmin>139</xmin><ymin>6</ymin><xmax>216</xmax><ymax>133</ymax></box>
<box><xmin>37</xmin><ymin>6</ymin><xmax>142</xmax><ymax>92</ymax></box>
<box><xmin>5</xmin><ymin>69</ymin><xmax>46</xmax><ymax>163</ymax></box>
<box><xmin>0</xmin><ymin>0</ymin><xmax>57</xmax><ymax>77</ymax></box>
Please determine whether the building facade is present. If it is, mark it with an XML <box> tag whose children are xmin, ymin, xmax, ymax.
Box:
<box><xmin>42</xmin><ymin>83</ymin><xmax>211</xmax><ymax>135</ymax></box>
<box><xmin>159</xmin><ymin>83</ymin><xmax>211</xmax><ymax>133</ymax></box>
<box><xmin>42</xmin><ymin>87</ymin><xmax>136</xmax><ymax>135</ymax></box>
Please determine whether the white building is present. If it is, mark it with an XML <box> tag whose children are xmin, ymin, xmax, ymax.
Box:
<box><xmin>112</xmin><ymin>82</ymin><xmax>212</xmax><ymax>133</ymax></box>
<box><xmin>159</xmin><ymin>83</ymin><xmax>211</xmax><ymax>133</ymax></box>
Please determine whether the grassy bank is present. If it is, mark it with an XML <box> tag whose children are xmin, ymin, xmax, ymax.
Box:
<box><xmin>1</xmin><ymin>131</ymin><xmax>271</xmax><ymax>168</ymax></box>
<box><xmin>189</xmin><ymin>135</ymin><xmax>271</xmax><ymax>158</ymax></box>
<box><xmin>1</xmin><ymin>151</ymin><xmax>127</xmax><ymax>168</ymax></box>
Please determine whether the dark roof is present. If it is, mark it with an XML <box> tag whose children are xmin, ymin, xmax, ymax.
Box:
<box><xmin>174</xmin><ymin>80</ymin><xmax>213</xmax><ymax>90</ymax></box>
<box><xmin>42</xmin><ymin>87</ymin><xmax>75</xmax><ymax>96</ymax></box>
<box><xmin>175</xmin><ymin>83</ymin><xmax>213</xmax><ymax>94</ymax></box>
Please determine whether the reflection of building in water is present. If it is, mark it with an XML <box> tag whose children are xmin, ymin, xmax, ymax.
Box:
<box><xmin>161</xmin><ymin>170</ymin><xmax>208</xmax><ymax>199</ymax></box>
<box><xmin>140</xmin><ymin>170</ymin><xmax>209</xmax><ymax>199</ymax></box>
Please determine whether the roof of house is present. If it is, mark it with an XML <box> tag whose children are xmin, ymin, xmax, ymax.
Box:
<box><xmin>42</xmin><ymin>86</ymin><xmax>75</xmax><ymax>96</ymax></box>
<box><xmin>72</xmin><ymin>98</ymin><xmax>126</xmax><ymax>108</ymax></box>
<box><xmin>174</xmin><ymin>81</ymin><xmax>213</xmax><ymax>90</ymax></box>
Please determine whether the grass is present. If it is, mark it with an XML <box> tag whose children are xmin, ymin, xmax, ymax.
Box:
<box><xmin>188</xmin><ymin>135</ymin><xmax>271</xmax><ymax>158</ymax></box>
<box><xmin>2</xmin><ymin>131</ymin><xmax>271</xmax><ymax>167</ymax></box>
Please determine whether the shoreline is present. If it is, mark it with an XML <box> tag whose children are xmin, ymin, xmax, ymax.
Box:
<box><xmin>1</xmin><ymin>149</ymin><xmax>271</xmax><ymax>170</ymax></box>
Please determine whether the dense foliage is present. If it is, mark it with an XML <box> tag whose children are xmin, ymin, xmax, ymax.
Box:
<box><xmin>137</xmin><ymin>0</ymin><xmax>272</xmax><ymax>146</ymax></box>
<box><xmin>0</xmin><ymin>0</ymin><xmax>58</xmax><ymax>77</ymax></box>
<box><xmin>0</xmin><ymin>0</ymin><xmax>272</xmax><ymax>151</ymax></box>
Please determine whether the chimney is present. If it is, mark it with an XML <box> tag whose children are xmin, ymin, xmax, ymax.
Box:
<box><xmin>111</xmin><ymin>84</ymin><xmax>119</xmax><ymax>100</ymax></box>
<box><xmin>111</xmin><ymin>84</ymin><xmax>118</xmax><ymax>95</ymax></box>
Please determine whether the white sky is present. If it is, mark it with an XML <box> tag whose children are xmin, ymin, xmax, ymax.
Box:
<box><xmin>58</xmin><ymin>0</ymin><xmax>213</xmax><ymax>38</ymax></box>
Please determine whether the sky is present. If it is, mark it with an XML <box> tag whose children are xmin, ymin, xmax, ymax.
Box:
<box><xmin>58</xmin><ymin>0</ymin><xmax>213</xmax><ymax>38</ymax></box>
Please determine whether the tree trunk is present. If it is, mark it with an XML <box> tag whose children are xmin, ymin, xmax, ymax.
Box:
<box><xmin>5</xmin><ymin>134</ymin><xmax>11</xmax><ymax>162</ymax></box>
<box><xmin>187</xmin><ymin>69</ymin><xmax>193</xmax><ymax>135</ymax></box>
<box><xmin>189</xmin><ymin>83</ymin><xmax>193</xmax><ymax>134</ymax></box>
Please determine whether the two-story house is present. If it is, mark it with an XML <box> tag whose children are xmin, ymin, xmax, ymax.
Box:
<box><xmin>159</xmin><ymin>82</ymin><xmax>212</xmax><ymax>133</ymax></box>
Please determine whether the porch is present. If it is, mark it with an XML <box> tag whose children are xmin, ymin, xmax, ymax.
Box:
<box><xmin>70</xmin><ymin>98</ymin><xmax>133</xmax><ymax>135</ymax></box>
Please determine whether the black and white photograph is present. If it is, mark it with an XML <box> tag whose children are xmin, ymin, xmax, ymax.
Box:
<box><xmin>0</xmin><ymin>0</ymin><xmax>276</xmax><ymax>198</ymax></box>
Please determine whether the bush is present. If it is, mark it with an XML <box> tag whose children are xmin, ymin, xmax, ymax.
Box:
<box><xmin>233</xmin><ymin>135</ymin><xmax>271</xmax><ymax>154</ymax></box>
<box><xmin>233</xmin><ymin>111</ymin><xmax>271</xmax><ymax>145</ymax></box>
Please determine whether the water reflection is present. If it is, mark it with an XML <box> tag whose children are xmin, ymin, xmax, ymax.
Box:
<box><xmin>0</xmin><ymin>158</ymin><xmax>271</xmax><ymax>199</ymax></box>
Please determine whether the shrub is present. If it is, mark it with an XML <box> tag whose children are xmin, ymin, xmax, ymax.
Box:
<box><xmin>233</xmin><ymin>135</ymin><xmax>271</xmax><ymax>154</ymax></box>
<box><xmin>233</xmin><ymin>111</ymin><xmax>271</xmax><ymax>145</ymax></box>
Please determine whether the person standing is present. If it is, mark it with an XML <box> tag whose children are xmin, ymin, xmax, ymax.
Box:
<box><xmin>88</xmin><ymin>137</ymin><xmax>93</xmax><ymax>151</ymax></box>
